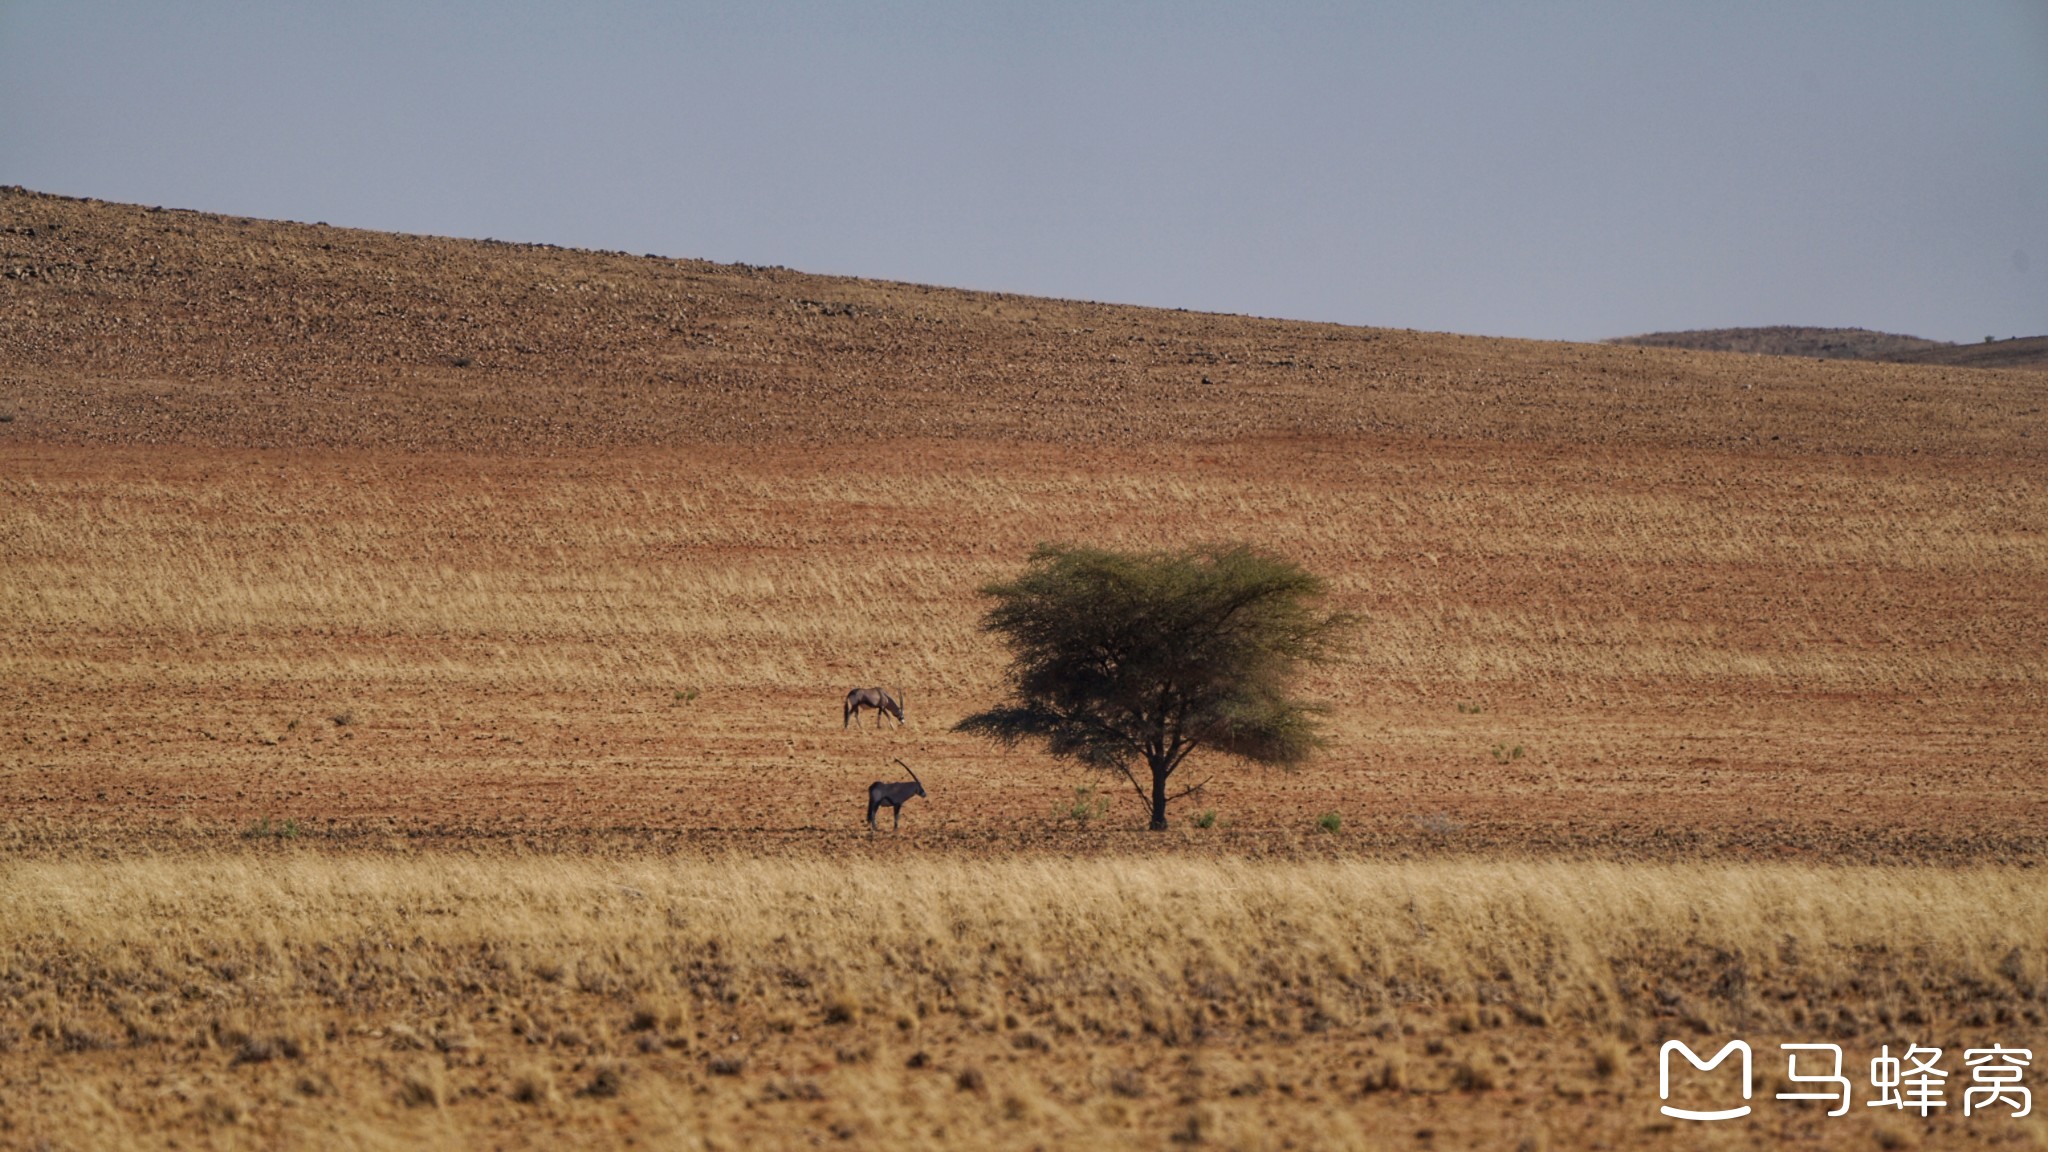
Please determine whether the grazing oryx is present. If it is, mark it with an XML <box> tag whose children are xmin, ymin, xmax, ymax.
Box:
<box><xmin>867</xmin><ymin>759</ymin><xmax>926</xmax><ymax>830</ymax></box>
<box><xmin>843</xmin><ymin>687</ymin><xmax>904</xmax><ymax>729</ymax></box>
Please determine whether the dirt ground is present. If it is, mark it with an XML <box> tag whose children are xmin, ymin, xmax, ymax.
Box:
<box><xmin>4</xmin><ymin>437</ymin><xmax>2042</xmax><ymax>864</ymax></box>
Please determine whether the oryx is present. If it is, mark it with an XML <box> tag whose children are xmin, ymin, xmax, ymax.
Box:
<box><xmin>867</xmin><ymin>759</ymin><xmax>925</xmax><ymax>830</ymax></box>
<box><xmin>843</xmin><ymin>687</ymin><xmax>904</xmax><ymax>729</ymax></box>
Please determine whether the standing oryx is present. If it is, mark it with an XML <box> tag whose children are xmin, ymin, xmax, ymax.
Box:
<box><xmin>843</xmin><ymin>687</ymin><xmax>904</xmax><ymax>729</ymax></box>
<box><xmin>867</xmin><ymin>759</ymin><xmax>926</xmax><ymax>830</ymax></box>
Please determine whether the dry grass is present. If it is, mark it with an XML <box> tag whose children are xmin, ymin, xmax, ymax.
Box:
<box><xmin>8</xmin><ymin>447</ymin><xmax>2040</xmax><ymax>691</ymax></box>
<box><xmin>2</xmin><ymin>440</ymin><xmax>2041</xmax><ymax>860</ymax></box>
<box><xmin>4</xmin><ymin>852</ymin><xmax>2046</xmax><ymax>1148</ymax></box>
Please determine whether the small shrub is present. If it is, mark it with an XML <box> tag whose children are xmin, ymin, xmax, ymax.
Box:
<box><xmin>582</xmin><ymin>1064</ymin><xmax>626</xmax><ymax>1099</ymax></box>
<box><xmin>59</xmin><ymin>1022</ymin><xmax>117</xmax><ymax>1052</ymax></box>
<box><xmin>763</xmin><ymin>1076</ymin><xmax>825</xmax><ymax>1101</ymax></box>
<box><xmin>822</xmin><ymin>989</ymin><xmax>861</xmax><ymax>1024</ymax></box>
<box><xmin>330</xmin><ymin>711</ymin><xmax>353</xmax><ymax>727</ymax></box>
<box><xmin>1062</xmin><ymin>785</ymin><xmax>1109</xmax><ymax>824</ymax></box>
<box><xmin>1317</xmin><ymin>811</ymin><xmax>1341</xmax><ymax>834</ymax></box>
<box><xmin>398</xmin><ymin>1064</ymin><xmax>444</xmax><ymax>1108</ymax></box>
<box><xmin>1591</xmin><ymin>1037</ymin><xmax>1625</xmax><ymax>1079</ymax></box>
<box><xmin>1452</xmin><ymin>1056</ymin><xmax>1496</xmax><ymax>1091</ymax></box>
<box><xmin>634</xmin><ymin>996</ymin><xmax>690</xmax><ymax>1034</ymax></box>
<box><xmin>197</xmin><ymin>1092</ymin><xmax>246</xmax><ymax>1126</ymax></box>
<box><xmin>231</xmin><ymin>1034</ymin><xmax>302</xmax><ymax>1064</ymax></box>
<box><xmin>1362</xmin><ymin>1054</ymin><xmax>1406</xmax><ymax>1093</ymax></box>
<box><xmin>1173</xmin><ymin>1105</ymin><xmax>1220</xmax><ymax>1143</ymax></box>
<box><xmin>1415</xmin><ymin>811</ymin><xmax>1463</xmax><ymax>836</ymax></box>
<box><xmin>510</xmin><ymin>1066</ymin><xmax>558</xmax><ymax>1106</ymax></box>
<box><xmin>242</xmin><ymin>817</ymin><xmax>302</xmax><ymax>840</ymax></box>
<box><xmin>1193</xmin><ymin>809</ymin><xmax>1217</xmax><ymax>829</ymax></box>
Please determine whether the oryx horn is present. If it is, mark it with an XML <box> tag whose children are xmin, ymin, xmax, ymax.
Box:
<box><xmin>894</xmin><ymin>757</ymin><xmax>921</xmax><ymax>785</ymax></box>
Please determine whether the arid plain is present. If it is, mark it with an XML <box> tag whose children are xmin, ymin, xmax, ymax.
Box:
<box><xmin>2</xmin><ymin>186</ymin><xmax>2046</xmax><ymax>1149</ymax></box>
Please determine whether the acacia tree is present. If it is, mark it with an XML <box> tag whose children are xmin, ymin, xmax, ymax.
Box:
<box><xmin>955</xmin><ymin>543</ymin><xmax>1350</xmax><ymax>831</ymax></box>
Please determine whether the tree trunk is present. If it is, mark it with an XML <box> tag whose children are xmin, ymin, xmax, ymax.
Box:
<box><xmin>1148</xmin><ymin>758</ymin><xmax>1171</xmax><ymax>831</ymax></box>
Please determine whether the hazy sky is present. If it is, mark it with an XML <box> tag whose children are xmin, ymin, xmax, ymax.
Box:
<box><xmin>3</xmin><ymin>2</ymin><xmax>2044</xmax><ymax>342</ymax></box>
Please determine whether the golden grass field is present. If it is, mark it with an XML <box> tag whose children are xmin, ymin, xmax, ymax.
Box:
<box><xmin>7</xmin><ymin>855</ymin><xmax>2048</xmax><ymax>1150</ymax></box>
<box><xmin>2</xmin><ymin>186</ymin><xmax>2046</xmax><ymax>1148</ymax></box>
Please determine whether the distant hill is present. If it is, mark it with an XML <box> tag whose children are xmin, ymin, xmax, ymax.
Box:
<box><xmin>1610</xmin><ymin>326</ymin><xmax>2048</xmax><ymax>371</ymax></box>
<box><xmin>1892</xmin><ymin>334</ymin><xmax>2048</xmax><ymax>371</ymax></box>
<box><xmin>1611</xmin><ymin>327</ymin><xmax>1950</xmax><ymax>360</ymax></box>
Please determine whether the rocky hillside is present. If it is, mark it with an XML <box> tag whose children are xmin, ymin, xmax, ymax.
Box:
<box><xmin>1</xmin><ymin>187</ymin><xmax>2040</xmax><ymax>457</ymax></box>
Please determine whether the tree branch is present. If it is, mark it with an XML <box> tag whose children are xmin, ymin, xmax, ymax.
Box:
<box><xmin>1113</xmin><ymin>760</ymin><xmax>1151</xmax><ymax>806</ymax></box>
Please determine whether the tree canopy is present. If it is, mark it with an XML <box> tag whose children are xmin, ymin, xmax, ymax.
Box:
<box><xmin>955</xmin><ymin>543</ymin><xmax>1350</xmax><ymax>830</ymax></box>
